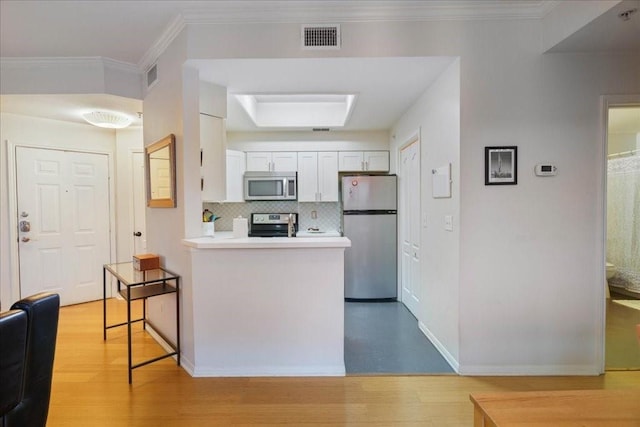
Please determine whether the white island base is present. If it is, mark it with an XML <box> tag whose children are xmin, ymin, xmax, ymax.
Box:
<box><xmin>183</xmin><ymin>233</ymin><xmax>350</xmax><ymax>377</ymax></box>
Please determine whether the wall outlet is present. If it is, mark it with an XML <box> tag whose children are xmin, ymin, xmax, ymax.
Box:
<box><xmin>311</xmin><ymin>210</ymin><xmax>317</xmax><ymax>219</ymax></box>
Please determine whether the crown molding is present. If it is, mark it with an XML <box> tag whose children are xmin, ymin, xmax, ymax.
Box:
<box><xmin>137</xmin><ymin>13</ymin><xmax>187</xmax><ymax>73</ymax></box>
<box><xmin>180</xmin><ymin>1</ymin><xmax>559</xmax><ymax>24</ymax></box>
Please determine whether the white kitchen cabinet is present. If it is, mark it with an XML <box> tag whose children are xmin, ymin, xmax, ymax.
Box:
<box><xmin>297</xmin><ymin>151</ymin><xmax>338</xmax><ymax>202</ymax></box>
<box><xmin>200</xmin><ymin>114</ymin><xmax>226</xmax><ymax>202</ymax></box>
<box><xmin>225</xmin><ymin>149</ymin><xmax>245</xmax><ymax>202</ymax></box>
<box><xmin>246</xmin><ymin>152</ymin><xmax>297</xmax><ymax>172</ymax></box>
<box><xmin>338</xmin><ymin>151</ymin><xmax>389</xmax><ymax>172</ymax></box>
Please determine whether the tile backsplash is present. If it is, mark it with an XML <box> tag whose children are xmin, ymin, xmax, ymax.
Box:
<box><xmin>203</xmin><ymin>201</ymin><xmax>341</xmax><ymax>233</ymax></box>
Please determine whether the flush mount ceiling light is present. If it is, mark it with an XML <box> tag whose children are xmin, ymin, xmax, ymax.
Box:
<box><xmin>82</xmin><ymin>111</ymin><xmax>132</xmax><ymax>129</ymax></box>
<box><xmin>235</xmin><ymin>93</ymin><xmax>357</xmax><ymax>128</ymax></box>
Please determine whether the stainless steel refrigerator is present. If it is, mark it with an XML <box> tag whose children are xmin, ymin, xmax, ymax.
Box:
<box><xmin>342</xmin><ymin>175</ymin><xmax>397</xmax><ymax>299</ymax></box>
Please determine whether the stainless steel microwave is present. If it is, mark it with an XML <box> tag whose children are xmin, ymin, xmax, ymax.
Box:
<box><xmin>243</xmin><ymin>171</ymin><xmax>297</xmax><ymax>201</ymax></box>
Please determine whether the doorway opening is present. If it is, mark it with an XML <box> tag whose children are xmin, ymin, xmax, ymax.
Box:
<box><xmin>604</xmin><ymin>104</ymin><xmax>640</xmax><ymax>370</ymax></box>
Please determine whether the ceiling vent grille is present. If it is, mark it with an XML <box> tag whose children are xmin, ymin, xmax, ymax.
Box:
<box><xmin>301</xmin><ymin>25</ymin><xmax>340</xmax><ymax>50</ymax></box>
<box><xmin>146</xmin><ymin>64</ymin><xmax>158</xmax><ymax>89</ymax></box>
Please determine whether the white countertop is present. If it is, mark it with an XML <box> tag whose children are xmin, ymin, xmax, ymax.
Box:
<box><xmin>296</xmin><ymin>230</ymin><xmax>342</xmax><ymax>238</ymax></box>
<box><xmin>183</xmin><ymin>231</ymin><xmax>350</xmax><ymax>249</ymax></box>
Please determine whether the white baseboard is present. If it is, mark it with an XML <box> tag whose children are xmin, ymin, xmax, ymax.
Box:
<box><xmin>418</xmin><ymin>321</ymin><xmax>460</xmax><ymax>373</ymax></box>
<box><xmin>144</xmin><ymin>323</ymin><xmax>179</xmax><ymax>363</ymax></box>
<box><xmin>191</xmin><ymin>365</ymin><xmax>346</xmax><ymax>377</ymax></box>
<box><xmin>458</xmin><ymin>364</ymin><xmax>601</xmax><ymax>376</ymax></box>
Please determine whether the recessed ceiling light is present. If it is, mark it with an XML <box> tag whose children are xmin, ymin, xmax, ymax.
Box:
<box><xmin>82</xmin><ymin>111</ymin><xmax>132</xmax><ymax>129</ymax></box>
<box><xmin>235</xmin><ymin>93</ymin><xmax>357</xmax><ymax>128</ymax></box>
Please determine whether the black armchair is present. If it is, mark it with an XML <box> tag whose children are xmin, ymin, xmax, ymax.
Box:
<box><xmin>0</xmin><ymin>292</ymin><xmax>60</xmax><ymax>427</ymax></box>
<box><xmin>0</xmin><ymin>310</ymin><xmax>28</xmax><ymax>417</ymax></box>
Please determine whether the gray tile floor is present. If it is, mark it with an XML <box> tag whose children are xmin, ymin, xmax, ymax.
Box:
<box><xmin>344</xmin><ymin>301</ymin><xmax>455</xmax><ymax>374</ymax></box>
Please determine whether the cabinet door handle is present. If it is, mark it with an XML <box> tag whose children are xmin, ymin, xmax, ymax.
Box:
<box><xmin>365</xmin><ymin>161</ymin><xmax>369</xmax><ymax>171</ymax></box>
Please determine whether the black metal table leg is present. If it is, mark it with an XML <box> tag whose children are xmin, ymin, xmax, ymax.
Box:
<box><xmin>176</xmin><ymin>277</ymin><xmax>181</xmax><ymax>366</ymax></box>
<box><xmin>103</xmin><ymin>267</ymin><xmax>107</xmax><ymax>341</ymax></box>
<box><xmin>126</xmin><ymin>281</ymin><xmax>132</xmax><ymax>384</ymax></box>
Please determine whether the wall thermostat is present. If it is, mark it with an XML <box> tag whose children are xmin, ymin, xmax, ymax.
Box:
<box><xmin>535</xmin><ymin>164</ymin><xmax>557</xmax><ymax>176</ymax></box>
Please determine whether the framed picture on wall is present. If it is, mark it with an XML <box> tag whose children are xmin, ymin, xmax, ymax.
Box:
<box><xmin>485</xmin><ymin>146</ymin><xmax>517</xmax><ymax>185</ymax></box>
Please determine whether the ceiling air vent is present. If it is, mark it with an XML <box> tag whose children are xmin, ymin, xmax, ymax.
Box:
<box><xmin>146</xmin><ymin>64</ymin><xmax>158</xmax><ymax>89</ymax></box>
<box><xmin>301</xmin><ymin>24</ymin><xmax>340</xmax><ymax>50</ymax></box>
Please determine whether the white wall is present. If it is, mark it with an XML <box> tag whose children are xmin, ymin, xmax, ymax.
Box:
<box><xmin>0</xmin><ymin>113</ymin><xmax>116</xmax><ymax>308</ymax></box>
<box><xmin>390</xmin><ymin>59</ymin><xmax>461</xmax><ymax>368</ymax></box>
<box><xmin>456</xmin><ymin>51</ymin><xmax>637</xmax><ymax>375</ymax></box>
<box><xmin>173</xmin><ymin>18</ymin><xmax>638</xmax><ymax>375</ymax></box>
<box><xmin>141</xmin><ymin>29</ymin><xmax>192</xmax><ymax>363</ymax></box>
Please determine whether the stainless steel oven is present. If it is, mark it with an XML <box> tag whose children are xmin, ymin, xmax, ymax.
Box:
<box><xmin>243</xmin><ymin>171</ymin><xmax>297</xmax><ymax>201</ymax></box>
<box><xmin>249</xmin><ymin>213</ymin><xmax>298</xmax><ymax>237</ymax></box>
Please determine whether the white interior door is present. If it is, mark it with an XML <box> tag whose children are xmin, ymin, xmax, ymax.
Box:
<box><xmin>16</xmin><ymin>147</ymin><xmax>110</xmax><ymax>306</ymax></box>
<box><xmin>132</xmin><ymin>151</ymin><xmax>147</xmax><ymax>254</ymax></box>
<box><xmin>400</xmin><ymin>139</ymin><xmax>421</xmax><ymax>316</ymax></box>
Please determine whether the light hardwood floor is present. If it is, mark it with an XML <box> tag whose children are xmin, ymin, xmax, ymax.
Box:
<box><xmin>47</xmin><ymin>299</ymin><xmax>640</xmax><ymax>426</ymax></box>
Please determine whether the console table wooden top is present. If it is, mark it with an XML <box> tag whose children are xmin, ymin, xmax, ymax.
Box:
<box><xmin>470</xmin><ymin>389</ymin><xmax>640</xmax><ymax>426</ymax></box>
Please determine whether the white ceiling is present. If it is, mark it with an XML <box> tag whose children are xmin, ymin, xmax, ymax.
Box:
<box><xmin>1</xmin><ymin>1</ymin><xmax>638</xmax><ymax>132</ymax></box>
<box><xmin>548</xmin><ymin>0</ymin><xmax>640</xmax><ymax>53</ymax></box>
<box><xmin>193</xmin><ymin>57</ymin><xmax>454</xmax><ymax>131</ymax></box>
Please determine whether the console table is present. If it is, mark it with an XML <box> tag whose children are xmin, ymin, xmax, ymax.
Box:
<box><xmin>103</xmin><ymin>262</ymin><xmax>180</xmax><ymax>383</ymax></box>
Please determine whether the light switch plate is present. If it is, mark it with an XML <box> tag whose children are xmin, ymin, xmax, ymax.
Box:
<box><xmin>444</xmin><ymin>215</ymin><xmax>453</xmax><ymax>231</ymax></box>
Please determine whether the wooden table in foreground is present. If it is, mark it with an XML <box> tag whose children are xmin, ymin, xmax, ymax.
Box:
<box><xmin>470</xmin><ymin>389</ymin><xmax>640</xmax><ymax>426</ymax></box>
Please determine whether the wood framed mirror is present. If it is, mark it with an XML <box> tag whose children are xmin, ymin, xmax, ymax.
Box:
<box><xmin>145</xmin><ymin>134</ymin><xmax>177</xmax><ymax>208</ymax></box>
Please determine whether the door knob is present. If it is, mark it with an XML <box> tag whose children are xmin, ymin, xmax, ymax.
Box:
<box><xmin>133</xmin><ymin>231</ymin><xmax>142</xmax><ymax>237</ymax></box>
<box><xmin>19</xmin><ymin>220</ymin><xmax>31</xmax><ymax>232</ymax></box>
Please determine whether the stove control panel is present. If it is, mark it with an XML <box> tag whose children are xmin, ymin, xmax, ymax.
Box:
<box><xmin>251</xmin><ymin>213</ymin><xmax>297</xmax><ymax>225</ymax></box>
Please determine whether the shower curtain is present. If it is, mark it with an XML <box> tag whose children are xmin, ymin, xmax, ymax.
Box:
<box><xmin>607</xmin><ymin>154</ymin><xmax>640</xmax><ymax>293</ymax></box>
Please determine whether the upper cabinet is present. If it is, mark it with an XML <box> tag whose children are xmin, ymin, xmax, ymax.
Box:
<box><xmin>200</xmin><ymin>114</ymin><xmax>226</xmax><ymax>202</ymax></box>
<box><xmin>338</xmin><ymin>151</ymin><xmax>389</xmax><ymax>172</ymax></box>
<box><xmin>297</xmin><ymin>152</ymin><xmax>339</xmax><ymax>202</ymax></box>
<box><xmin>225</xmin><ymin>150</ymin><xmax>246</xmax><ymax>202</ymax></box>
<box><xmin>200</xmin><ymin>81</ymin><xmax>228</xmax><ymax>202</ymax></box>
<box><xmin>246</xmin><ymin>152</ymin><xmax>297</xmax><ymax>172</ymax></box>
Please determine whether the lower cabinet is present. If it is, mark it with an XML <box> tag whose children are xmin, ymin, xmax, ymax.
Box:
<box><xmin>297</xmin><ymin>151</ymin><xmax>339</xmax><ymax>202</ymax></box>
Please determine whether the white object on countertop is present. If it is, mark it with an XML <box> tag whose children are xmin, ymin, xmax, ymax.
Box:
<box><xmin>202</xmin><ymin>222</ymin><xmax>215</xmax><ymax>237</ymax></box>
<box><xmin>233</xmin><ymin>216</ymin><xmax>248</xmax><ymax>238</ymax></box>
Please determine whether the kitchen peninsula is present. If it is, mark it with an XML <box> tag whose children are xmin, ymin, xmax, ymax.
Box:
<box><xmin>182</xmin><ymin>232</ymin><xmax>351</xmax><ymax>376</ymax></box>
